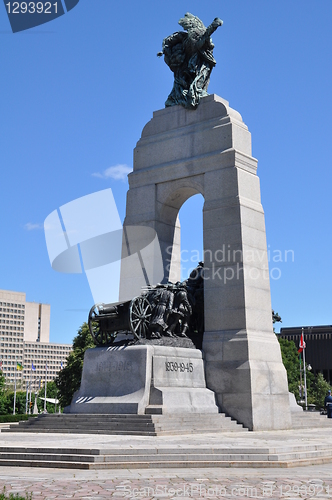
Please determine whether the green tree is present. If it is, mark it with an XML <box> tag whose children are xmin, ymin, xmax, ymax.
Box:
<box><xmin>0</xmin><ymin>396</ymin><xmax>6</xmax><ymax>415</ymax></box>
<box><xmin>1</xmin><ymin>391</ymin><xmax>27</xmax><ymax>415</ymax></box>
<box><xmin>0</xmin><ymin>370</ymin><xmax>5</xmax><ymax>395</ymax></box>
<box><xmin>277</xmin><ymin>335</ymin><xmax>330</xmax><ymax>407</ymax></box>
<box><xmin>274</xmin><ymin>312</ymin><xmax>322</xmax><ymax>404</ymax></box>
<box><xmin>0</xmin><ymin>370</ymin><xmax>7</xmax><ymax>414</ymax></box>
<box><xmin>277</xmin><ymin>337</ymin><xmax>301</xmax><ymax>398</ymax></box>
<box><xmin>55</xmin><ymin>322</ymin><xmax>95</xmax><ymax>408</ymax></box>
<box><xmin>310</xmin><ymin>372</ymin><xmax>332</xmax><ymax>409</ymax></box>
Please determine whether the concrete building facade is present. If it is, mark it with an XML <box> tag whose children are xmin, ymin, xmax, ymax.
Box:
<box><xmin>0</xmin><ymin>289</ymin><xmax>72</xmax><ymax>387</ymax></box>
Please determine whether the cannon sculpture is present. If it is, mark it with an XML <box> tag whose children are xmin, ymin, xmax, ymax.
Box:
<box><xmin>88</xmin><ymin>263</ymin><xmax>204</xmax><ymax>347</ymax></box>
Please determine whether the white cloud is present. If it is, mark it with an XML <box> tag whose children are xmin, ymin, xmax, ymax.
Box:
<box><xmin>92</xmin><ymin>164</ymin><xmax>132</xmax><ymax>181</ymax></box>
<box><xmin>25</xmin><ymin>222</ymin><xmax>43</xmax><ymax>231</ymax></box>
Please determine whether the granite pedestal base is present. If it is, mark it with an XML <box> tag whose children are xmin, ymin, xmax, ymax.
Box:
<box><xmin>65</xmin><ymin>345</ymin><xmax>219</xmax><ymax>415</ymax></box>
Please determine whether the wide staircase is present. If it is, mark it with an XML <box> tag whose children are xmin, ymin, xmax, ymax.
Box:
<box><xmin>0</xmin><ymin>446</ymin><xmax>332</xmax><ymax>469</ymax></box>
<box><xmin>291</xmin><ymin>410</ymin><xmax>332</xmax><ymax>428</ymax></box>
<box><xmin>0</xmin><ymin>440</ymin><xmax>331</xmax><ymax>469</ymax></box>
<box><xmin>1</xmin><ymin>413</ymin><xmax>247</xmax><ymax>436</ymax></box>
<box><xmin>1</xmin><ymin>413</ymin><xmax>332</xmax><ymax>469</ymax></box>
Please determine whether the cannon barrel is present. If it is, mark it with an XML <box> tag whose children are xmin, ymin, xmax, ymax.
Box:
<box><xmin>88</xmin><ymin>296</ymin><xmax>152</xmax><ymax>346</ymax></box>
<box><xmin>98</xmin><ymin>304</ymin><xmax>119</xmax><ymax>316</ymax></box>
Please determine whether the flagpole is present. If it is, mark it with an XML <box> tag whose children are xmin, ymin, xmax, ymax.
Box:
<box><xmin>44</xmin><ymin>363</ymin><xmax>47</xmax><ymax>412</ymax></box>
<box><xmin>29</xmin><ymin>369</ymin><xmax>32</xmax><ymax>415</ymax></box>
<box><xmin>299</xmin><ymin>354</ymin><xmax>303</xmax><ymax>399</ymax></box>
<box><xmin>13</xmin><ymin>363</ymin><xmax>17</xmax><ymax>415</ymax></box>
<box><xmin>25</xmin><ymin>380</ymin><xmax>28</xmax><ymax>415</ymax></box>
<box><xmin>302</xmin><ymin>327</ymin><xmax>308</xmax><ymax>410</ymax></box>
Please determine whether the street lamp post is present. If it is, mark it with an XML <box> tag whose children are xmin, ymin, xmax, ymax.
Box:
<box><xmin>301</xmin><ymin>327</ymin><xmax>312</xmax><ymax>411</ymax></box>
<box><xmin>44</xmin><ymin>363</ymin><xmax>47</xmax><ymax>413</ymax></box>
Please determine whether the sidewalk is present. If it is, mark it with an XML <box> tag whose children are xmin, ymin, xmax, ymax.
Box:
<box><xmin>1</xmin><ymin>463</ymin><xmax>332</xmax><ymax>498</ymax></box>
<box><xmin>0</xmin><ymin>427</ymin><xmax>332</xmax><ymax>498</ymax></box>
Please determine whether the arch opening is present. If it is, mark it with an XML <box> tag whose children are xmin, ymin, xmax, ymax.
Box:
<box><xmin>178</xmin><ymin>193</ymin><xmax>204</xmax><ymax>283</ymax></box>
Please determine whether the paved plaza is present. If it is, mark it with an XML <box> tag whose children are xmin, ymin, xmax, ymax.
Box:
<box><xmin>0</xmin><ymin>462</ymin><xmax>332</xmax><ymax>499</ymax></box>
<box><xmin>0</xmin><ymin>428</ymin><xmax>332</xmax><ymax>499</ymax></box>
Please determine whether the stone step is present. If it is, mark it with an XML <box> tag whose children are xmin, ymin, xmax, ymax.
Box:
<box><xmin>0</xmin><ymin>444</ymin><xmax>331</xmax><ymax>457</ymax></box>
<box><xmin>19</xmin><ymin>419</ymin><xmax>235</xmax><ymax>427</ymax></box>
<box><xmin>8</xmin><ymin>423</ymin><xmax>146</xmax><ymax>430</ymax></box>
<box><xmin>3</xmin><ymin>427</ymin><xmax>244</xmax><ymax>436</ymax></box>
<box><xmin>22</xmin><ymin>425</ymin><xmax>240</xmax><ymax>431</ymax></box>
<box><xmin>9</xmin><ymin>424</ymin><xmax>239</xmax><ymax>432</ymax></box>
<box><xmin>0</xmin><ymin>447</ymin><xmax>101</xmax><ymax>455</ymax></box>
<box><xmin>2</xmin><ymin>428</ymin><xmax>158</xmax><ymax>436</ymax></box>
<box><xmin>0</xmin><ymin>442</ymin><xmax>332</xmax><ymax>469</ymax></box>
<box><xmin>291</xmin><ymin>413</ymin><xmax>332</xmax><ymax>428</ymax></box>
<box><xmin>0</xmin><ymin>452</ymin><xmax>97</xmax><ymax>463</ymax></box>
<box><xmin>1</xmin><ymin>451</ymin><xmax>330</xmax><ymax>463</ymax></box>
<box><xmin>41</xmin><ymin>416</ymin><xmax>230</xmax><ymax>423</ymax></box>
<box><xmin>22</xmin><ymin>416</ymin><xmax>155</xmax><ymax>423</ymax></box>
<box><xmin>0</xmin><ymin>459</ymin><xmax>91</xmax><ymax>469</ymax></box>
<box><xmin>3</xmin><ymin>413</ymin><xmax>247</xmax><ymax>435</ymax></box>
<box><xmin>16</xmin><ymin>421</ymin><xmax>156</xmax><ymax>429</ymax></box>
<box><xmin>0</xmin><ymin>454</ymin><xmax>332</xmax><ymax>469</ymax></box>
<box><xmin>145</xmin><ymin>405</ymin><xmax>162</xmax><ymax>414</ymax></box>
<box><xmin>33</xmin><ymin>414</ymin><xmax>234</xmax><ymax>421</ymax></box>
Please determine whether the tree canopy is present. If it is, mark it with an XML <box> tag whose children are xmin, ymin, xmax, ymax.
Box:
<box><xmin>0</xmin><ymin>371</ymin><xmax>5</xmax><ymax>396</ymax></box>
<box><xmin>277</xmin><ymin>335</ymin><xmax>332</xmax><ymax>408</ymax></box>
<box><xmin>55</xmin><ymin>322</ymin><xmax>95</xmax><ymax>408</ymax></box>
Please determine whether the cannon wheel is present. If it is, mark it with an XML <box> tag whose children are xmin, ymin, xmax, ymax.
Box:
<box><xmin>88</xmin><ymin>303</ymin><xmax>117</xmax><ymax>346</ymax></box>
<box><xmin>129</xmin><ymin>296</ymin><xmax>152</xmax><ymax>339</ymax></box>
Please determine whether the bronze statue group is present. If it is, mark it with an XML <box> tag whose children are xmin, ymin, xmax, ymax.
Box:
<box><xmin>147</xmin><ymin>262</ymin><xmax>204</xmax><ymax>339</ymax></box>
<box><xmin>158</xmin><ymin>13</ymin><xmax>223</xmax><ymax>109</ymax></box>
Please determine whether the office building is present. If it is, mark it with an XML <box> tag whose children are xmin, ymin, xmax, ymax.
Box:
<box><xmin>0</xmin><ymin>289</ymin><xmax>72</xmax><ymax>386</ymax></box>
<box><xmin>279</xmin><ymin>325</ymin><xmax>332</xmax><ymax>383</ymax></box>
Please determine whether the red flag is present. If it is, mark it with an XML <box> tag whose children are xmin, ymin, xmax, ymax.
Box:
<box><xmin>298</xmin><ymin>332</ymin><xmax>306</xmax><ymax>353</ymax></box>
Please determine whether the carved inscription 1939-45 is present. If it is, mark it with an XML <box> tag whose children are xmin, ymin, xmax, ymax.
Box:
<box><xmin>165</xmin><ymin>361</ymin><xmax>194</xmax><ymax>372</ymax></box>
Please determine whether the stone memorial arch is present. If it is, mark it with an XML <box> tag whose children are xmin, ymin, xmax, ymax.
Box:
<box><xmin>121</xmin><ymin>94</ymin><xmax>291</xmax><ymax>431</ymax></box>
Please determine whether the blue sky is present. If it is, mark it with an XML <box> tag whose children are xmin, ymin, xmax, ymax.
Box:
<box><xmin>1</xmin><ymin>1</ymin><xmax>332</xmax><ymax>343</ymax></box>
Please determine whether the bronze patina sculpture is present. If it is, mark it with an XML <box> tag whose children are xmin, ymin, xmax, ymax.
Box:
<box><xmin>158</xmin><ymin>13</ymin><xmax>223</xmax><ymax>109</ymax></box>
<box><xmin>88</xmin><ymin>263</ymin><xmax>204</xmax><ymax>347</ymax></box>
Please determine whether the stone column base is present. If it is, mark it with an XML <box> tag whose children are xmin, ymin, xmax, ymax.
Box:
<box><xmin>65</xmin><ymin>345</ymin><xmax>219</xmax><ymax>415</ymax></box>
